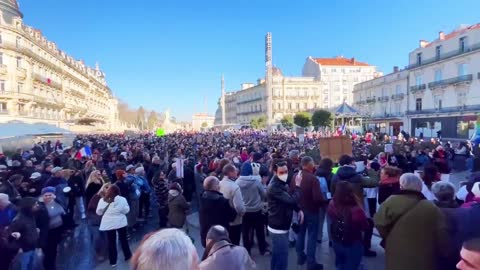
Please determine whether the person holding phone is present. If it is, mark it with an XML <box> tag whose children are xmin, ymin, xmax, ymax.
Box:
<box><xmin>267</xmin><ymin>161</ymin><xmax>303</xmax><ymax>270</ymax></box>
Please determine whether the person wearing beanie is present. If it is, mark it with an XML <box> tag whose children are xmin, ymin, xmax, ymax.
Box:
<box><xmin>41</xmin><ymin>186</ymin><xmax>65</xmax><ymax>270</ymax></box>
<box><xmin>167</xmin><ymin>182</ymin><xmax>190</xmax><ymax>229</ymax></box>
<box><xmin>236</xmin><ymin>161</ymin><xmax>268</xmax><ymax>255</ymax></box>
<box><xmin>199</xmin><ymin>225</ymin><xmax>255</xmax><ymax>270</ymax></box>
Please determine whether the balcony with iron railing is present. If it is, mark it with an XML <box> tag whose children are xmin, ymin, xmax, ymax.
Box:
<box><xmin>407</xmin><ymin>42</ymin><xmax>480</xmax><ymax>69</ymax></box>
<box><xmin>33</xmin><ymin>73</ymin><xmax>63</xmax><ymax>89</ymax></box>
<box><xmin>391</xmin><ymin>93</ymin><xmax>405</xmax><ymax>100</ymax></box>
<box><xmin>406</xmin><ymin>104</ymin><xmax>480</xmax><ymax>115</ymax></box>
<box><xmin>428</xmin><ymin>74</ymin><xmax>473</xmax><ymax>89</ymax></box>
<box><xmin>236</xmin><ymin>97</ymin><xmax>263</xmax><ymax>105</ymax></box>
<box><xmin>410</xmin><ymin>84</ymin><xmax>426</xmax><ymax>93</ymax></box>
<box><xmin>378</xmin><ymin>96</ymin><xmax>389</xmax><ymax>102</ymax></box>
<box><xmin>366</xmin><ymin>97</ymin><xmax>376</xmax><ymax>104</ymax></box>
<box><xmin>370</xmin><ymin>112</ymin><xmax>405</xmax><ymax>119</ymax></box>
<box><xmin>355</xmin><ymin>100</ymin><xmax>366</xmax><ymax>105</ymax></box>
<box><xmin>237</xmin><ymin>110</ymin><xmax>263</xmax><ymax>116</ymax></box>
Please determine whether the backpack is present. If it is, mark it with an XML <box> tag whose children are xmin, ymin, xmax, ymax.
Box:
<box><xmin>330</xmin><ymin>211</ymin><xmax>355</xmax><ymax>245</ymax></box>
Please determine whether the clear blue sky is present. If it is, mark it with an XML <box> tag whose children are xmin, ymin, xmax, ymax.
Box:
<box><xmin>20</xmin><ymin>0</ymin><xmax>480</xmax><ymax>121</ymax></box>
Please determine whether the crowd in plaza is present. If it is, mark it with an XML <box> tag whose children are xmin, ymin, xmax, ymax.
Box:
<box><xmin>0</xmin><ymin>129</ymin><xmax>480</xmax><ymax>270</ymax></box>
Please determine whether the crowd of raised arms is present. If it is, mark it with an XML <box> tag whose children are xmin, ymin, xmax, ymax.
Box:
<box><xmin>0</xmin><ymin>129</ymin><xmax>480</xmax><ymax>270</ymax></box>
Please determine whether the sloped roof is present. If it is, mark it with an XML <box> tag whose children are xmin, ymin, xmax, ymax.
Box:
<box><xmin>332</xmin><ymin>102</ymin><xmax>361</xmax><ymax>116</ymax></box>
<box><xmin>426</xmin><ymin>23</ymin><xmax>480</xmax><ymax>47</ymax></box>
<box><xmin>314</xmin><ymin>56</ymin><xmax>370</xmax><ymax>66</ymax></box>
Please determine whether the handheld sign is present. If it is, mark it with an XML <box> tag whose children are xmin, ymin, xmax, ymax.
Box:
<box><xmin>156</xmin><ymin>128</ymin><xmax>165</xmax><ymax>137</ymax></box>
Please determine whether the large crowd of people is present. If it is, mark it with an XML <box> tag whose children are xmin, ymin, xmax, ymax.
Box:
<box><xmin>0</xmin><ymin>129</ymin><xmax>480</xmax><ymax>270</ymax></box>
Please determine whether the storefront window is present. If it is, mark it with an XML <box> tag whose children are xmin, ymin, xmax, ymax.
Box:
<box><xmin>457</xmin><ymin>120</ymin><xmax>475</xmax><ymax>139</ymax></box>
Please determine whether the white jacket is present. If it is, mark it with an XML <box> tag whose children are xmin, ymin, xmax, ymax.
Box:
<box><xmin>96</xmin><ymin>195</ymin><xmax>130</xmax><ymax>231</ymax></box>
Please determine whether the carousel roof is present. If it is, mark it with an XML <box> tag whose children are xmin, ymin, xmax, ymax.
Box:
<box><xmin>332</xmin><ymin>102</ymin><xmax>361</xmax><ymax>117</ymax></box>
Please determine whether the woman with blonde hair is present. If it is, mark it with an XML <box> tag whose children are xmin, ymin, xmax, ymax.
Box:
<box><xmin>85</xmin><ymin>170</ymin><xmax>104</xmax><ymax>207</ymax></box>
<box><xmin>87</xmin><ymin>182</ymin><xmax>111</xmax><ymax>261</ymax></box>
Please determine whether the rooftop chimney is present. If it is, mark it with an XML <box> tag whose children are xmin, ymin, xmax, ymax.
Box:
<box><xmin>351</xmin><ymin>57</ymin><xmax>356</xmax><ymax>65</ymax></box>
<box><xmin>419</xmin><ymin>40</ymin><xmax>429</xmax><ymax>48</ymax></box>
<box><xmin>393</xmin><ymin>66</ymin><xmax>399</xmax><ymax>73</ymax></box>
<box><xmin>439</xmin><ymin>31</ymin><xmax>445</xmax><ymax>40</ymax></box>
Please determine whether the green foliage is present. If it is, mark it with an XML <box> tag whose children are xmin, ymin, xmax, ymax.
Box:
<box><xmin>311</xmin><ymin>110</ymin><xmax>332</xmax><ymax>128</ymax></box>
<box><xmin>280</xmin><ymin>115</ymin><xmax>294</xmax><ymax>130</ymax></box>
<box><xmin>293</xmin><ymin>112</ymin><xmax>311</xmax><ymax>128</ymax></box>
<box><xmin>250</xmin><ymin>116</ymin><xmax>267</xmax><ymax>129</ymax></box>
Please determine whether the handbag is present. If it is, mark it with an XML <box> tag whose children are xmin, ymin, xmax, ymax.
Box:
<box><xmin>380</xmin><ymin>198</ymin><xmax>423</xmax><ymax>248</ymax></box>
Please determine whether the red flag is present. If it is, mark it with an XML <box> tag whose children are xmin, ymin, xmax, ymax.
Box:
<box><xmin>47</xmin><ymin>78</ymin><xmax>51</xmax><ymax>84</ymax></box>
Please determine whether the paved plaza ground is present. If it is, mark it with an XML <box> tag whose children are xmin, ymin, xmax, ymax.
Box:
<box><xmin>55</xmin><ymin>171</ymin><xmax>470</xmax><ymax>270</ymax></box>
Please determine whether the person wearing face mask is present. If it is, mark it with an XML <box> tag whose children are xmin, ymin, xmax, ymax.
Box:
<box><xmin>267</xmin><ymin>161</ymin><xmax>303</xmax><ymax>270</ymax></box>
<box><xmin>289</xmin><ymin>156</ymin><xmax>326</xmax><ymax>270</ymax></box>
<box><xmin>219</xmin><ymin>164</ymin><xmax>245</xmax><ymax>245</ymax></box>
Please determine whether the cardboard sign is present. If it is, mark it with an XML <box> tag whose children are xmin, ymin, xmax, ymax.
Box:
<box><xmin>319</xmin><ymin>136</ymin><xmax>352</xmax><ymax>163</ymax></box>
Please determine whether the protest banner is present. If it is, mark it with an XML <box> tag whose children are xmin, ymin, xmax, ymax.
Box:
<box><xmin>319</xmin><ymin>136</ymin><xmax>352</xmax><ymax>163</ymax></box>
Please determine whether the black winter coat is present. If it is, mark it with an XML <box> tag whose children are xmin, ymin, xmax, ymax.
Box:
<box><xmin>199</xmin><ymin>190</ymin><xmax>236</xmax><ymax>247</ymax></box>
<box><xmin>267</xmin><ymin>177</ymin><xmax>301</xmax><ymax>231</ymax></box>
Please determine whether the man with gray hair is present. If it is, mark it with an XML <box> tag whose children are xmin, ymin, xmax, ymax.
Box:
<box><xmin>135</xmin><ymin>166</ymin><xmax>151</xmax><ymax>221</ymax></box>
<box><xmin>131</xmin><ymin>228</ymin><xmax>199</xmax><ymax>270</ymax></box>
<box><xmin>199</xmin><ymin>176</ymin><xmax>237</xmax><ymax>247</ymax></box>
<box><xmin>374</xmin><ymin>173</ymin><xmax>449</xmax><ymax>270</ymax></box>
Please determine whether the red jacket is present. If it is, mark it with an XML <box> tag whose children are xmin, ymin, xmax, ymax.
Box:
<box><xmin>327</xmin><ymin>200</ymin><xmax>368</xmax><ymax>243</ymax></box>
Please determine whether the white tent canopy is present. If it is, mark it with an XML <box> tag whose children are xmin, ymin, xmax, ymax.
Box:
<box><xmin>0</xmin><ymin>121</ymin><xmax>72</xmax><ymax>139</ymax></box>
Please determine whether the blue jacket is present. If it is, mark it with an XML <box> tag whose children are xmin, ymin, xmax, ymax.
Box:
<box><xmin>0</xmin><ymin>203</ymin><xmax>17</xmax><ymax>228</ymax></box>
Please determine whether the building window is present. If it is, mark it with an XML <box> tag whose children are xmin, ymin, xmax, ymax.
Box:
<box><xmin>394</xmin><ymin>103</ymin><xmax>401</xmax><ymax>114</ymax></box>
<box><xmin>288</xmin><ymin>103</ymin><xmax>292</xmax><ymax>110</ymax></box>
<box><xmin>459</xmin><ymin>36</ymin><xmax>467</xmax><ymax>53</ymax></box>
<box><xmin>458</xmin><ymin>63</ymin><xmax>467</xmax><ymax>76</ymax></box>
<box><xmin>16</xmin><ymin>57</ymin><xmax>21</xmax><ymax>68</ymax></box>
<box><xmin>0</xmin><ymin>53</ymin><xmax>3</xmax><ymax>65</ymax></box>
<box><xmin>434</xmin><ymin>96</ymin><xmax>442</xmax><ymax>110</ymax></box>
<box><xmin>435</xmin><ymin>45</ymin><xmax>441</xmax><ymax>60</ymax></box>
<box><xmin>0</xmin><ymin>33</ymin><xmax>2</xmax><ymax>44</ymax></box>
<box><xmin>0</xmin><ymin>102</ymin><xmax>6</xmax><ymax>112</ymax></box>
<box><xmin>415</xmin><ymin>75</ymin><xmax>423</xmax><ymax>86</ymax></box>
<box><xmin>277</xmin><ymin>103</ymin><xmax>281</xmax><ymax>110</ymax></box>
<box><xmin>0</xmin><ymin>80</ymin><xmax>4</xmax><ymax>93</ymax></box>
<box><xmin>296</xmin><ymin>103</ymin><xmax>300</xmax><ymax>110</ymax></box>
<box><xmin>314</xmin><ymin>102</ymin><xmax>317</xmax><ymax>108</ymax></box>
<box><xmin>395</xmin><ymin>85</ymin><xmax>401</xmax><ymax>94</ymax></box>
<box><xmin>416</xmin><ymin>53</ymin><xmax>422</xmax><ymax>65</ymax></box>
<box><xmin>16</xmin><ymin>37</ymin><xmax>21</xmax><ymax>48</ymax></box>
<box><xmin>17</xmin><ymin>83</ymin><xmax>23</xmax><ymax>93</ymax></box>
<box><xmin>434</xmin><ymin>69</ymin><xmax>442</xmax><ymax>82</ymax></box>
<box><xmin>303</xmin><ymin>103</ymin><xmax>307</xmax><ymax>109</ymax></box>
<box><xmin>415</xmin><ymin>98</ymin><xmax>422</xmax><ymax>111</ymax></box>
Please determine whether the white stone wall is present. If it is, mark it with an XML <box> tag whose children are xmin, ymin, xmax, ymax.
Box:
<box><xmin>0</xmin><ymin>10</ymin><xmax>121</xmax><ymax>131</ymax></box>
<box><xmin>301</xmin><ymin>57</ymin><xmax>379</xmax><ymax>108</ymax></box>
<box><xmin>353</xmin><ymin>70</ymin><xmax>408</xmax><ymax>118</ymax></box>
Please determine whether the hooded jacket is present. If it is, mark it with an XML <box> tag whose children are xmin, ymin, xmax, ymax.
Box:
<box><xmin>237</xmin><ymin>175</ymin><xmax>266</xmax><ymax>212</ymax></box>
<box><xmin>332</xmin><ymin>166</ymin><xmax>377</xmax><ymax>202</ymax></box>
